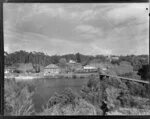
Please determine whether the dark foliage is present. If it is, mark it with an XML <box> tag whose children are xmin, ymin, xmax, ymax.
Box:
<box><xmin>118</xmin><ymin>55</ymin><xmax>148</xmax><ymax>71</ymax></box>
<box><xmin>5</xmin><ymin>50</ymin><xmax>94</xmax><ymax>66</ymax></box>
<box><xmin>75</xmin><ymin>52</ymin><xmax>81</xmax><ymax>63</ymax></box>
<box><xmin>5</xmin><ymin>50</ymin><xmax>148</xmax><ymax>73</ymax></box>
<box><xmin>111</xmin><ymin>60</ymin><xmax>119</xmax><ymax>65</ymax></box>
<box><xmin>47</xmin><ymin>88</ymin><xmax>80</xmax><ymax>109</ymax></box>
<box><xmin>138</xmin><ymin>64</ymin><xmax>149</xmax><ymax>81</ymax></box>
<box><xmin>81</xmin><ymin>76</ymin><xmax>124</xmax><ymax>114</ymax></box>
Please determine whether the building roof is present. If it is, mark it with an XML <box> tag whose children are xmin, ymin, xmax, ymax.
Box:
<box><xmin>69</xmin><ymin>60</ymin><xmax>76</xmax><ymax>64</ymax></box>
<box><xmin>45</xmin><ymin>64</ymin><xmax>59</xmax><ymax>69</ymax></box>
<box><xmin>111</xmin><ymin>56</ymin><xmax>119</xmax><ymax>59</ymax></box>
<box><xmin>67</xmin><ymin>62</ymin><xmax>82</xmax><ymax>66</ymax></box>
<box><xmin>83</xmin><ymin>65</ymin><xmax>97</xmax><ymax>69</ymax></box>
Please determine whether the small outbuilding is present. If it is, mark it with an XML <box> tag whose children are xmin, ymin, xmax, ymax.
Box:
<box><xmin>5</xmin><ymin>66</ymin><xmax>17</xmax><ymax>74</ymax></box>
<box><xmin>67</xmin><ymin>60</ymin><xmax>83</xmax><ymax>73</ymax></box>
<box><xmin>69</xmin><ymin>60</ymin><xmax>76</xmax><ymax>64</ymax></box>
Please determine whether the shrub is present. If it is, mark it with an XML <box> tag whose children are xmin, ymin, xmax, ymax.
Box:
<box><xmin>47</xmin><ymin>88</ymin><xmax>80</xmax><ymax>109</ymax></box>
<box><xmin>81</xmin><ymin>76</ymin><xmax>103</xmax><ymax>107</ymax></box>
<box><xmin>4</xmin><ymin>80</ymin><xmax>35</xmax><ymax>115</ymax></box>
<box><xmin>13</xmin><ymin>69</ymin><xmax>22</xmax><ymax>73</ymax></box>
<box><xmin>40</xmin><ymin>99</ymin><xmax>98</xmax><ymax>115</ymax></box>
<box><xmin>129</xmin><ymin>96</ymin><xmax>149</xmax><ymax>109</ymax></box>
<box><xmin>40</xmin><ymin>88</ymin><xmax>100</xmax><ymax>115</ymax></box>
<box><xmin>125</xmin><ymin>81</ymin><xmax>147</xmax><ymax>97</ymax></box>
<box><xmin>105</xmin><ymin>77</ymin><xmax>122</xmax><ymax>89</ymax></box>
<box><xmin>117</xmin><ymin>89</ymin><xmax>131</xmax><ymax>108</ymax></box>
<box><xmin>72</xmin><ymin>75</ymin><xmax>76</xmax><ymax>79</ymax></box>
<box><xmin>105</xmin><ymin>86</ymin><xmax>121</xmax><ymax>110</ymax></box>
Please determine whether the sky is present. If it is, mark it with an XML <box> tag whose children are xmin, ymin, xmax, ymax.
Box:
<box><xmin>4</xmin><ymin>3</ymin><xmax>149</xmax><ymax>56</ymax></box>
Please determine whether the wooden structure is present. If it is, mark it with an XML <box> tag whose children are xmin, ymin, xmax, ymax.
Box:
<box><xmin>99</xmin><ymin>73</ymin><xmax>149</xmax><ymax>84</ymax></box>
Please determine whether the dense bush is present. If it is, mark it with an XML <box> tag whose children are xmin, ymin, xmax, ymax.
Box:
<box><xmin>105</xmin><ymin>86</ymin><xmax>121</xmax><ymax>110</ymax></box>
<box><xmin>117</xmin><ymin>88</ymin><xmax>131</xmax><ymax>107</ymax></box>
<box><xmin>4</xmin><ymin>79</ymin><xmax>35</xmax><ymax>115</ymax></box>
<box><xmin>129</xmin><ymin>96</ymin><xmax>149</xmax><ymax>109</ymax></box>
<box><xmin>125</xmin><ymin>81</ymin><xmax>148</xmax><ymax>97</ymax></box>
<box><xmin>81</xmin><ymin>74</ymin><xmax>150</xmax><ymax>114</ymax></box>
<box><xmin>81</xmin><ymin>76</ymin><xmax>103</xmax><ymax>107</ymax></box>
<box><xmin>104</xmin><ymin>77</ymin><xmax>122</xmax><ymax>89</ymax></box>
<box><xmin>119</xmin><ymin>72</ymin><xmax>141</xmax><ymax>80</ymax></box>
<box><xmin>40</xmin><ymin>98</ymin><xmax>98</xmax><ymax>115</ymax></box>
<box><xmin>40</xmin><ymin>88</ymin><xmax>99</xmax><ymax>115</ymax></box>
<box><xmin>81</xmin><ymin>76</ymin><xmax>123</xmax><ymax>114</ymax></box>
<box><xmin>47</xmin><ymin>88</ymin><xmax>80</xmax><ymax>109</ymax></box>
<box><xmin>138</xmin><ymin>64</ymin><xmax>149</xmax><ymax>81</ymax></box>
<box><xmin>111</xmin><ymin>60</ymin><xmax>119</xmax><ymax>65</ymax></box>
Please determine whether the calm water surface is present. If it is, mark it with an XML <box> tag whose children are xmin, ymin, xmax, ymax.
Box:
<box><xmin>26</xmin><ymin>78</ymin><xmax>89</xmax><ymax>113</ymax></box>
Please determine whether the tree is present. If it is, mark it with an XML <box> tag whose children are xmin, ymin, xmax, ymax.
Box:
<box><xmin>81</xmin><ymin>76</ymin><xmax>107</xmax><ymax>110</ymax></box>
<box><xmin>138</xmin><ymin>64</ymin><xmax>149</xmax><ymax>81</ymax></box>
<box><xmin>76</xmin><ymin>52</ymin><xmax>81</xmax><ymax>63</ymax></box>
<box><xmin>59</xmin><ymin>58</ymin><xmax>67</xmax><ymax>68</ymax></box>
<box><xmin>33</xmin><ymin>64</ymin><xmax>40</xmax><ymax>73</ymax></box>
<box><xmin>25</xmin><ymin>55</ymin><xmax>29</xmax><ymax>63</ymax></box>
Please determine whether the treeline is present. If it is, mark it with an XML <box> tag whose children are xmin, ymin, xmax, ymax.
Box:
<box><xmin>4</xmin><ymin>50</ymin><xmax>148</xmax><ymax>68</ymax></box>
<box><xmin>4</xmin><ymin>50</ymin><xmax>93</xmax><ymax>67</ymax></box>
<box><xmin>113</xmin><ymin>55</ymin><xmax>149</xmax><ymax>71</ymax></box>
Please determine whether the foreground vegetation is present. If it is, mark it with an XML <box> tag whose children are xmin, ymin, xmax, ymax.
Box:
<box><xmin>4</xmin><ymin>75</ymin><xmax>150</xmax><ymax>115</ymax></box>
<box><xmin>4</xmin><ymin>79</ymin><xmax>35</xmax><ymax>115</ymax></box>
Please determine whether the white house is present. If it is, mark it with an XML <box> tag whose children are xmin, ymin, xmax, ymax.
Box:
<box><xmin>44</xmin><ymin>64</ymin><xmax>60</xmax><ymax>76</ymax></box>
<box><xmin>111</xmin><ymin>56</ymin><xmax>119</xmax><ymax>61</ymax></box>
<box><xmin>83</xmin><ymin>65</ymin><xmax>97</xmax><ymax>72</ymax></box>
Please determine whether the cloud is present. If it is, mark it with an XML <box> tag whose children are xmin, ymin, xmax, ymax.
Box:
<box><xmin>130</xmin><ymin>36</ymin><xmax>149</xmax><ymax>55</ymax></box>
<box><xmin>75</xmin><ymin>24</ymin><xmax>102</xmax><ymax>39</ymax></box>
<box><xmin>76</xmin><ymin>25</ymin><xmax>100</xmax><ymax>34</ymax></box>
<box><xmin>78</xmin><ymin>9</ymin><xmax>98</xmax><ymax>21</ymax></box>
<box><xmin>19</xmin><ymin>4</ymin><xmax>100</xmax><ymax>24</ymax></box>
<box><xmin>4</xmin><ymin>3</ymin><xmax>149</xmax><ymax>55</ymax></box>
<box><xmin>4</xmin><ymin>28</ymin><xmax>52</xmax><ymax>53</ymax></box>
<box><xmin>32</xmin><ymin>5</ymin><xmax>66</xmax><ymax>18</ymax></box>
<box><xmin>106</xmin><ymin>3</ymin><xmax>149</xmax><ymax>25</ymax></box>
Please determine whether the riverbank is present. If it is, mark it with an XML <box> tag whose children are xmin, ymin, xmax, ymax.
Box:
<box><xmin>5</xmin><ymin>72</ymin><xmax>98</xmax><ymax>81</ymax></box>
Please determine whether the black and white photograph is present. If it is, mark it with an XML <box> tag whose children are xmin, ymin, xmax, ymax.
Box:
<box><xmin>4</xmin><ymin>3</ymin><xmax>149</xmax><ymax>115</ymax></box>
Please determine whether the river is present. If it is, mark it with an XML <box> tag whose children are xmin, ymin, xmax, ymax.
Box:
<box><xmin>24</xmin><ymin>78</ymin><xmax>90</xmax><ymax>113</ymax></box>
